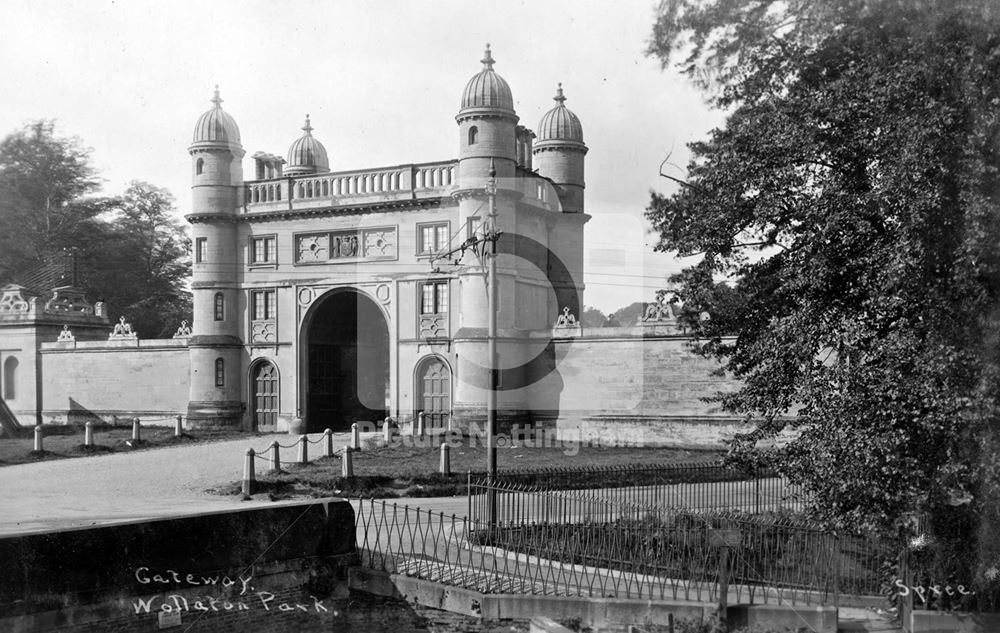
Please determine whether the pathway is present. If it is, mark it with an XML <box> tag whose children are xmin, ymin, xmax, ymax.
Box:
<box><xmin>0</xmin><ymin>431</ymin><xmax>371</xmax><ymax>534</ymax></box>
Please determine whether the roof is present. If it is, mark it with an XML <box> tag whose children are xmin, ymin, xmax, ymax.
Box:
<box><xmin>191</xmin><ymin>86</ymin><xmax>241</xmax><ymax>148</ymax></box>
<box><xmin>460</xmin><ymin>44</ymin><xmax>515</xmax><ymax>113</ymax></box>
<box><xmin>537</xmin><ymin>84</ymin><xmax>583</xmax><ymax>143</ymax></box>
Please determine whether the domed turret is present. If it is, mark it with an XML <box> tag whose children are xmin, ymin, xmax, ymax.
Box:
<box><xmin>191</xmin><ymin>86</ymin><xmax>241</xmax><ymax>150</ymax></box>
<box><xmin>285</xmin><ymin>115</ymin><xmax>330</xmax><ymax>177</ymax></box>
<box><xmin>460</xmin><ymin>44</ymin><xmax>514</xmax><ymax>113</ymax></box>
<box><xmin>186</xmin><ymin>86</ymin><xmax>245</xmax><ymax>428</ymax></box>
<box><xmin>537</xmin><ymin>83</ymin><xmax>583</xmax><ymax>144</ymax></box>
<box><xmin>533</xmin><ymin>83</ymin><xmax>587</xmax><ymax>213</ymax></box>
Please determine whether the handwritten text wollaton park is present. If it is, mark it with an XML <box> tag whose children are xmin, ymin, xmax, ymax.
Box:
<box><xmin>131</xmin><ymin>567</ymin><xmax>329</xmax><ymax>615</ymax></box>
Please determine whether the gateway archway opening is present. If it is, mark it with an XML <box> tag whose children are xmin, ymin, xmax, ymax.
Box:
<box><xmin>305</xmin><ymin>290</ymin><xmax>389</xmax><ymax>432</ymax></box>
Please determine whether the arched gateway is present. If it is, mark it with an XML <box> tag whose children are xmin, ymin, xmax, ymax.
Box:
<box><xmin>302</xmin><ymin>289</ymin><xmax>389</xmax><ymax>432</ymax></box>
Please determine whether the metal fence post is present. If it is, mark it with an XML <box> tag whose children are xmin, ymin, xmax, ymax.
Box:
<box><xmin>718</xmin><ymin>544</ymin><xmax>730</xmax><ymax>625</ymax></box>
<box><xmin>131</xmin><ymin>417</ymin><xmax>141</xmax><ymax>442</ymax></box>
<box><xmin>417</xmin><ymin>412</ymin><xmax>425</xmax><ymax>437</ymax></box>
<box><xmin>342</xmin><ymin>446</ymin><xmax>354</xmax><ymax>478</ymax></box>
<box><xmin>242</xmin><ymin>448</ymin><xmax>255</xmax><ymax>498</ymax></box>
<box><xmin>440</xmin><ymin>443</ymin><xmax>450</xmax><ymax>476</ymax></box>
<box><xmin>351</xmin><ymin>422</ymin><xmax>360</xmax><ymax>450</ymax></box>
<box><xmin>833</xmin><ymin>534</ymin><xmax>841</xmax><ymax>610</ymax></box>
<box><xmin>84</xmin><ymin>421</ymin><xmax>94</xmax><ymax>446</ymax></box>
<box><xmin>383</xmin><ymin>419</ymin><xmax>393</xmax><ymax>444</ymax></box>
<box><xmin>323</xmin><ymin>428</ymin><xmax>333</xmax><ymax>458</ymax></box>
<box><xmin>174</xmin><ymin>414</ymin><xmax>183</xmax><ymax>437</ymax></box>
<box><xmin>34</xmin><ymin>425</ymin><xmax>43</xmax><ymax>452</ymax></box>
<box><xmin>298</xmin><ymin>434</ymin><xmax>308</xmax><ymax>464</ymax></box>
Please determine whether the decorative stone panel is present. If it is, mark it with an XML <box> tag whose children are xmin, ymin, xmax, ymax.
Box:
<box><xmin>44</xmin><ymin>286</ymin><xmax>94</xmax><ymax>315</ymax></box>
<box><xmin>295</xmin><ymin>227</ymin><xmax>396</xmax><ymax>264</ymax></box>
<box><xmin>419</xmin><ymin>314</ymin><xmax>448</xmax><ymax>339</ymax></box>
<box><xmin>251</xmin><ymin>319</ymin><xmax>277</xmax><ymax>343</ymax></box>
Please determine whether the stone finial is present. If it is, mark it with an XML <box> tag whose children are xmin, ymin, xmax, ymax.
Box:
<box><xmin>481</xmin><ymin>43</ymin><xmax>495</xmax><ymax>70</ymax></box>
<box><xmin>554</xmin><ymin>82</ymin><xmax>566</xmax><ymax>105</ymax></box>
<box><xmin>0</xmin><ymin>285</ymin><xmax>32</xmax><ymax>313</ymax></box>
<box><xmin>57</xmin><ymin>325</ymin><xmax>75</xmax><ymax>342</ymax></box>
<box><xmin>302</xmin><ymin>114</ymin><xmax>313</xmax><ymax>135</ymax></box>
<box><xmin>109</xmin><ymin>316</ymin><xmax>137</xmax><ymax>340</ymax></box>
<box><xmin>555</xmin><ymin>306</ymin><xmax>578</xmax><ymax>327</ymax></box>
<box><xmin>553</xmin><ymin>306</ymin><xmax>582</xmax><ymax>337</ymax></box>
<box><xmin>642</xmin><ymin>295</ymin><xmax>676</xmax><ymax>323</ymax></box>
<box><xmin>211</xmin><ymin>85</ymin><xmax>223</xmax><ymax>107</ymax></box>
<box><xmin>172</xmin><ymin>320</ymin><xmax>192</xmax><ymax>339</ymax></box>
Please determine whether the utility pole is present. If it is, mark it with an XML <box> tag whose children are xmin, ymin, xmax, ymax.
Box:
<box><xmin>432</xmin><ymin>159</ymin><xmax>501</xmax><ymax>527</ymax></box>
<box><xmin>485</xmin><ymin>160</ymin><xmax>499</xmax><ymax>498</ymax></box>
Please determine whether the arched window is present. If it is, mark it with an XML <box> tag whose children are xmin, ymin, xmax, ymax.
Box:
<box><xmin>468</xmin><ymin>126</ymin><xmax>479</xmax><ymax>145</ymax></box>
<box><xmin>196</xmin><ymin>158</ymin><xmax>204</xmax><ymax>175</ymax></box>
<box><xmin>214</xmin><ymin>292</ymin><xmax>225</xmax><ymax>321</ymax></box>
<box><xmin>2</xmin><ymin>357</ymin><xmax>17</xmax><ymax>400</ymax></box>
<box><xmin>215</xmin><ymin>358</ymin><xmax>225</xmax><ymax>387</ymax></box>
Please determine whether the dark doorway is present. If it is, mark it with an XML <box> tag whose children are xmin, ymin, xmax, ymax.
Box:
<box><xmin>306</xmin><ymin>290</ymin><xmax>389</xmax><ymax>432</ymax></box>
<box><xmin>251</xmin><ymin>361</ymin><xmax>278</xmax><ymax>432</ymax></box>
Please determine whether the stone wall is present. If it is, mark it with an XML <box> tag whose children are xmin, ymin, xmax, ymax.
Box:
<box><xmin>26</xmin><ymin>320</ymin><xmax>747</xmax><ymax>446</ymax></box>
<box><xmin>0</xmin><ymin>500</ymin><xmax>356</xmax><ymax>632</ymax></box>
<box><xmin>38</xmin><ymin>339</ymin><xmax>190</xmax><ymax>425</ymax></box>
<box><xmin>533</xmin><ymin>328</ymin><xmax>744</xmax><ymax>448</ymax></box>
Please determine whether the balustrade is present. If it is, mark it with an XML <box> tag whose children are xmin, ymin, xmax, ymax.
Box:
<box><xmin>245</xmin><ymin>160</ymin><xmax>458</xmax><ymax>210</ymax></box>
<box><xmin>244</xmin><ymin>160</ymin><xmax>557</xmax><ymax>211</ymax></box>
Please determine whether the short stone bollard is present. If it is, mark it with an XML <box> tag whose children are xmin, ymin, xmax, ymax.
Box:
<box><xmin>33</xmin><ymin>425</ymin><xmax>43</xmax><ymax>452</ymax></box>
<box><xmin>383</xmin><ymin>419</ymin><xmax>394</xmax><ymax>444</ymax></box>
<box><xmin>341</xmin><ymin>446</ymin><xmax>354</xmax><ymax>478</ymax></box>
<box><xmin>297</xmin><ymin>434</ymin><xmax>308</xmax><ymax>464</ymax></box>
<box><xmin>131</xmin><ymin>417</ymin><xmax>141</xmax><ymax>442</ymax></box>
<box><xmin>323</xmin><ymin>428</ymin><xmax>334</xmax><ymax>458</ymax></box>
<box><xmin>270</xmin><ymin>441</ymin><xmax>280</xmax><ymax>471</ymax></box>
<box><xmin>439</xmin><ymin>442</ymin><xmax>450</xmax><ymax>476</ymax></box>
<box><xmin>242</xmin><ymin>448</ymin><xmax>256</xmax><ymax>498</ymax></box>
<box><xmin>84</xmin><ymin>421</ymin><xmax>94</xmax><ymax>446</ymax></box>
<box><xmin>350</xmin><ymin>422</ymin><xmax>360</xmax><ymax>451</ymax></box>
<box><xmin>417</xmin><ymin>412</ymin><xmax>426</xmax><ymax>437</ymax></box>
<box><xmin>174</xmin><ymin>414</ymin><xmax>183</xmax><ymax>437</ymax></box>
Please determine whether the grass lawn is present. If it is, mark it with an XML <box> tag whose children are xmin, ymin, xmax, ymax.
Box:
<box><xmin>0</xmin><ymin>423</ymin><xmax>257</xmax><ymax>467</ymax></box>
<box><xmin>221</xmin><ymin>439</ymin><xmax>723</xmax><ymax>499</ymax></box>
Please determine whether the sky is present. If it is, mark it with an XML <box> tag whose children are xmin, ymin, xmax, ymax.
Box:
<box><xmin>0</xmin><ymin>0</ymin><xmax>725</xmax><ymax>314</ymax></box>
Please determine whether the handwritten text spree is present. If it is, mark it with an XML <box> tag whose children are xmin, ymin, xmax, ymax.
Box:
<box><xmin>894</xmin><ymin>579</ymin><xmax>975</xmax><ymax>603</ymax></box>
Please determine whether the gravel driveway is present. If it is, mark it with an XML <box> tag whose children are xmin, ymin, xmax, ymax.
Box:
<box><xmin>0</xmin><ymin>431</ymin><xmax>360</xmax><ymax>534</ymax></box>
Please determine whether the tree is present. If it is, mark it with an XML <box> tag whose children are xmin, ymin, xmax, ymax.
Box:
<box><xmin>0</xmin><ymin>120</ymin><xmax>103</xmax><ymax>281</ymax></box>
<box><xmin>581</xmin><ymin>306</ymin><xmax>608</xmax><ymax>327</ymax></box>
<box><xmin>0</xmin><ymin>122</ymin><xmax>191</xmax><ymax>337</ymax></box>
<box><xmin>80</xmin><ymin>182</ymin><xmax>191</xmax><ymax>337</ymax></box>
<box><xmin>645</xmin><ymin>0</ymin><xmax>1000</xmax><ymax>580</ymax></box>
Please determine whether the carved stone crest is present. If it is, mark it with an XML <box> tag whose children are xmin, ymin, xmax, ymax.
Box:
<box><xmin>553</xmin><ymin>306</ymin><xmax>581</xmax><ymax>337</ymax></box>
<box><xmin>57</xmin><ymin>325</ymin><xmax>75</xmax><ymax>342</ymax></box>
<box><xmin>0</xmin><ymin>285</ymin><xmax>34</xmax><ymax>314</ymax></box>
<box><xmin>44</xmin><ymin>286</ymin><xmax>94</xmax><ymax>315</ymax></box>
<box><xmin>109</xmin><ymin>316</ymin><xmax>137</xmax><ymax>340</ymax></box>
<box><xmin>172</xmin><ymin>320</ymin><xmax>192</xmax><ymax>338</ymax></box>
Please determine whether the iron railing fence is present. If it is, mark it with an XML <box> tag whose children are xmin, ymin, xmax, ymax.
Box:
<box><xmin>475</xmin><ymin>462</ymin><xmax>807</xmax><ymax>517</ymax></box>
<box><xmin>467</xmin><ymin>479</ymin><xmax>899</xmax><ymax>599</ymax></box>
<box><xmin>353</xmin><ymin>497</ymin><xmax>868</xmax><ymax>605</ymax></box>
